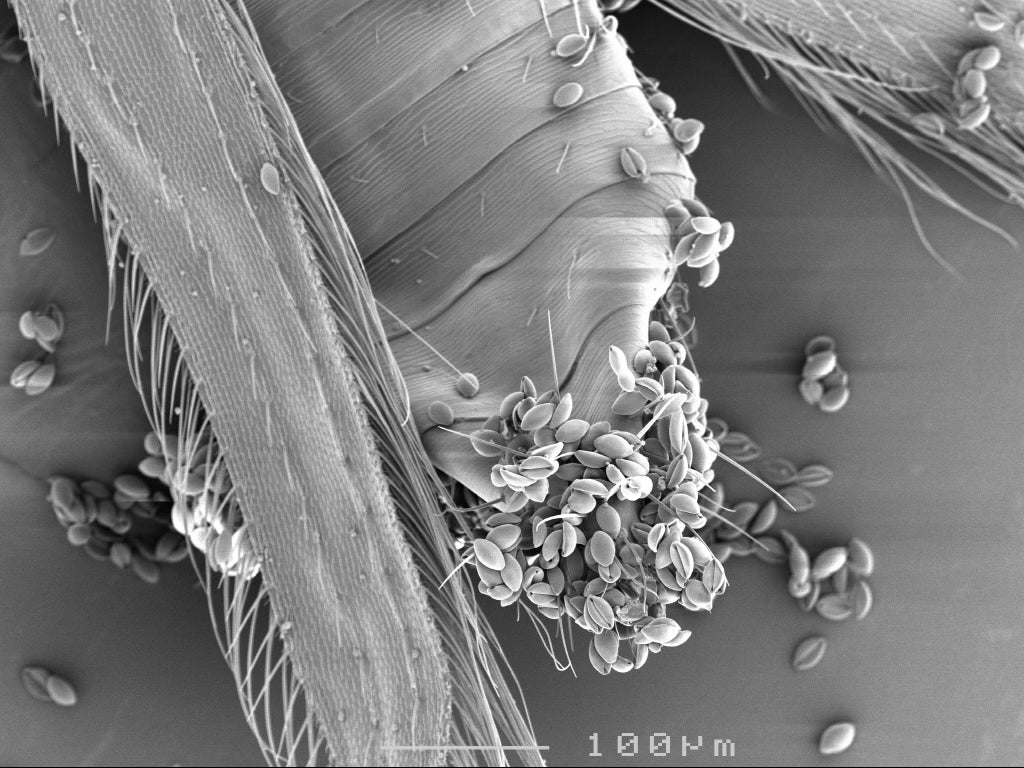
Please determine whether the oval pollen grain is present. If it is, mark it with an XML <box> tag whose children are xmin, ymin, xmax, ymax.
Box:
<box><xmin>473</xmin><ymin>538</ymin><xmax>506</xmax><ymax>571</ymax></box>
<box><xmin>552</xmin><ymin>82</ymin><xmax>584</xmax><ymax>108</ymax></box>
<box><xmin>426</xmin><ymin>400</ymin><xmax>455</xmax><ymax>427</ymax></box>
<box><xmin>24</xmin><ymin>362</ymin><xmax>56</xmax><ymax>396</ymax></box>
<box><xmin>9</xmin><ymin>360</ymin><xmax>40</xmax><ymax>389</ymax></box>
<box><xmin>851</xmin><ymin>579</ymin><xmax>873</xmax><ymax>620</ymax></box>
<box><xmin>260</xmin><ymin>162</ymin><xmax>281</xmax><ymax>195</ymax></box>
<box><xmin>455</xmin><ymin>371</ymin><xmax>480</xmax><ymax>398</ymax></box>
<box><xmin>791</xmin><ymin>635</ymin><xmax>828</xmax><ymax>671</ymax></box>
<box><xmin>804</xmin><ymin>335</ymin><xmax>837</xmax><ymax>357</ymax></box>
<box><xmin>45</xmin><ymin>674</ymin><xmax>78</xmax><ymax>707</ymax></box>
<box><xmin>590</xmin><ymin>530</ymin><xmax>616</xmax><ymax>567</ymax></box>
<box><xmin>519</xmin><ymin>402</ymin><xmax>556</xmax><ymax>432</ymax></box>
<box><xmin>818</xmin><ymin>722</ymin><xmax>856</xmax><ymax>755</ymax></box>
<box><xmin>973</xmin><ymin>45</ymin><xmax>1001</xmax><ymax>71</ymax></box>
<box><xmin>647</xmin><ymin>92</ymin><xmax>676</xmax><ymax>117</ymax></box>
<box><xmin>554</xmin><ymin>418</ymin><xmax>589</xmax><ymax>443</ymax></box>
<box><xmin>19</xmin><ymin>227</ymin><xmax>56</xmax><ymax>257</ymax></box>
<box><xmin>20</xmin><ymin>666</ymin><xmax>53</xmax><ymax>702</ymax></box>
<box><xmin>113</xmin><ymin>474</ymin><xmax>150</xmax><ymax>501</ymax></box>
<box><xmin>690</xmin><ymin>216</ymin><xmax>721</xmax><ymax>235</ymax></box>
<box><xmin>554</xmin><ymin>33</ymin><xmax>588</xmax><ymax>58</ymax></box>
<box><xmin>810</xmin><ymin>547</ymin><xmax>848</xmax><ymax>581</ymax></box>
<box><xmin>846</xmin><ymin>537</ymin><xmax>875</xmax><ymax>576</ymax></box>
<box><xmin>802</xmin><ymin>350</ymin><xmax>837</xmax><ymax>380</ymax></box>
<box><xmin>619</xmin><ymin>146</ymin><xmax>648</xmax><ymax>182</ymax></box>
<box><xmin>818</xmin><ymin>385</ymin><xmax>851</xmax><ymax>413</ymax></box>
<box><xmin>18</xmin><ymin>311</ymin><xmax>36</xmax><ymax>339</ymax></box>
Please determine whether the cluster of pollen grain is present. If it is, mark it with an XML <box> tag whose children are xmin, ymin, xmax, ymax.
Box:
<box><xmin>45</xmin><ymin>471</ymin><xmax>181</xmax><ymax>585</ymax></box>
<box><xmin>45</xmin><ymin>426</ymin><xmax>262</xmax><ymax>583</ymax></box>
<box><xmin>798</xmin><ymin>335</ymin><xmax>850</xmax><ymax>413</ymax></box>
<box><xmin>635</xmin><ymin>69</ymin><xmax>705</xmax><ymax>157</ymax></box>
<box><xmin>10</xmin><ymin>226</ymin><xmax>63</xmax><ymax>397</ymax></box>
<box><xmin>697</xmin><ymin>430</ymin><xmax>874</xmax><ymax>626</ymax></box>
<box><xmin>664</xmin><ymin>197</ymin><xmax>734</xmax><ymax>288</ymax></box>
<box><xmin>149</xmin><ymin>428</ymin><xmax>261</xmax><ymax>580</ymax></box>
<box><xmin>779</xmin><ymin>532</ymin><xmax>874</xmax><ymax>622</ymax></box>
<box><xmin>20</xmin><ymin>665</ymin><xmax>77</xmax><ymax>707</ymax></box>
<box><xmin>952</xmin><ymin>44</ymin><xmax>1001</xmax><ymax>131</ymax></box>
<box><xmin>910</xmin><ymin>35</ymin><xmax>1005</xmax><ymax>138</ymax></box>
<box><xmin>454</xmin><ymin>321</ymin><xmax>735</xmax><ymax>674</ymax></box>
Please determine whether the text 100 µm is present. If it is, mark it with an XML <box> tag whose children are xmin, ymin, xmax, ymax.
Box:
<box><xmin>589</xmin><ymin>733</ymin><xmax>737</xmax><ymax>758</ymax></box>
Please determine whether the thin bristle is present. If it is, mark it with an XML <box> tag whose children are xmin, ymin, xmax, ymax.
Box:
<box><xmin>437</xmin><ymin>425</ymin><xmax>532</xmax><ymax>459</ymax></box>
<box><xmin>700</xmin><ymin>506</ymin><xmax>768</xmax><ymax>549</ymax></box>
<box><xmin>711</xmin><ymin>448</ymin><xmax>797</xmax><ymax>512</ymax></box>
<box><xmin>377</xmin><ymin>300</ymin><xmax>462</xmax><ymax>380</ymax></box>
<box><xmin>547</xmin><ymin>310</ymin><xmax>560</xmax><ymax>397</ymax></box>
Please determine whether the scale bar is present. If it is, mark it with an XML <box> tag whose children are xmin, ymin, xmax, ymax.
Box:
<box><xmin>383</xmin><ymin>745</ymin><xmax>550</xmax><ymax>751</ymax></box>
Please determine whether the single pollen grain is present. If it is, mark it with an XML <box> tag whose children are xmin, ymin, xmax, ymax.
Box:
<box><xmin>619</xmin><ymin>146</ymin><xmax>649</xmax><ymax>182</ymax></box>
<box><xmin>753</xmin><ymin>536</ymin><xmax>787</xmax><ymax>564</ymax></box>
<box><xmin>455</xmin><ymin>371</ymin><xmax>479</xmax><ymax>398</ymax></box>
<box><xmin>791</xmin><ymin>635</ymin><xmax>827</xmax><ymax>671</ymax></box>
<box><xmin>138</xmin><ymin>455</ymin><xmax>167</xmax><ymax>479</ymax></box>
<box><xmin>113</xmin><ymin>474</ymin><xmax>150</xmax><ymax>501</ymax></box>
<box><xmin>851</xmin><ymin>579</ymin><xmax>873</xmax><ymax>620</ymax></box>
<box><xmin>20</xmin><ymin>666</ymin><xmax>53</xmax><ymax>701</ymax></box>
<box><xmin>131</xmin><ymin>556</ymin><xmax>160</xmax><ymax>584</ymax></box>
<box><xmin>473</xmin><ymin>539</ymin><xmax>505</xmax><ymax>571</ymax></box>
<box><xmin>143</xmin><ymin>431</ymin><xmax>163</xmax><ymax>455</ymax></box>
<box><xmin>846</xmin><ymin>537</ymin><xmax>875</xmax><ymax>576</ymax></box>
<box><xmin>10</xmin><ymin>360</ymin><xmax>41</xmax><ymax>389</ymax></box>
<box><xmin>554</xmin><ymin>418</ymin><xmax>589</xmax><ymax>442</ymax></box>
<box><xmin>18</xmin><ymin>311</ymin><xmax>36</xmax><ymax>339</ymax></box>
<box><xmin>957</xmin><ymin>101</ymin><xmax>991</xmax><ymax>131</ymax></box>
<box><xmin>961</xmin><ymin>68</ymin><xmax>986</xmax><ymax>99</ymax></box>
<box><xmin>815</xmin><ymin>593</ymin><xmax>853</xmax><ymax>621</ymax></box>
<box><xmin>426</xmin><ymin>400</ymin><xmax>455</xmax><ymax>426</ymax></box>
<box><xmin>260</xmin><ymin>162</ymin><xmax>281</xmax><ymax>195</ymax></box>
<box><xmin>748</xmin><ymin>500</ymin><xmax>778</xmax><ymax>535</ymax></box>
<box><xmin>818</xmin><ymin>385</ymin><xmax>850</xmax><ymax>413</ymax></box>
<box><xmin>792</xmin><ymin>463</ymin><xmax>834</xmax><ymax>488</ymax></box>
<box><xmin>973</xmin><ymin>11</ymin><xmax>1006</xmax><ymax>32</ymax></box>
<box><xmin>690</xmin><ymin>216</ymin><xmax>720</xmax><ymax>235</ymax></box>
<box><xmin>810</xmin><ymin>547</ymin><xmax>847</xmax><ymax>581</ymax></box>
<box><xmin>24</xmin><ymin>363</ymin><xmax>56</xmax><ymax>396</ymax></box>
<box><xmin>647</xmin><ymin>92</ymin><xmax>676</xmax><ymax>117</ymax></box>
<box><xmin>520</xmin><ymin>402</ymin><xmax>555</xmax><ymax>431</ymax></box>
<box><xmin>590</xmin><ymin>530</ymin><xmax>615</xmax><ymax>567</ymax></box>
<box><xmin>973</xmin><ymin>45</ymin><xmax>1001</xmax><ymax>71</ymax></box>
<box><xmin>804</xmin><ymin>335</ymin><xmax>836</xmax><ymax>356</ymax></box>
<box><xmin>717</xmin><ymin>221</ymin><xmax>736</xmax><ymax>250</ymax></box>
<box><xmin>780</xmin><ymin>484</ymin><xmax>815</xmax><ymax>512</ymax></box>
<box><xmin>552</xmin><ymin>82</ymin><xmax>584</xmax><ymax>108</ymax></box>
<box><xmin>687</xmin><ymin>234</ymin><xmax>721</xmax><ymax>268</ymax></box>
<box><xmin>803</xmin><ymin>350</ymin><xmax>837</xmax><ymax>379</ymax></box>
<box><xmin>554</xmin><ymin>33</ymin><xmax>588</xmax><ymax>58</ymax></box>
<box><xmin>698</xmin><ymin>258</ymin><xmax>720</xmax><ymax>287</ymax></box>
<box><xmin>45</xmin><ymin>674</ymin><xmax>78</xmax><ymax>707</ymax></box>
<box><xmin>671</xmin><ymin>117</ymin><xmax>704</xmax><ymax>143</ymax></box>
<box><xmin>818</xmin><ymin>722</ymin><xmax>856</xmax><ymax>755</ymax></box>
<box><xmin>19</xmin><ymin>227</ymin><xmax>56</xmax><ymax>256</ymax></box>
